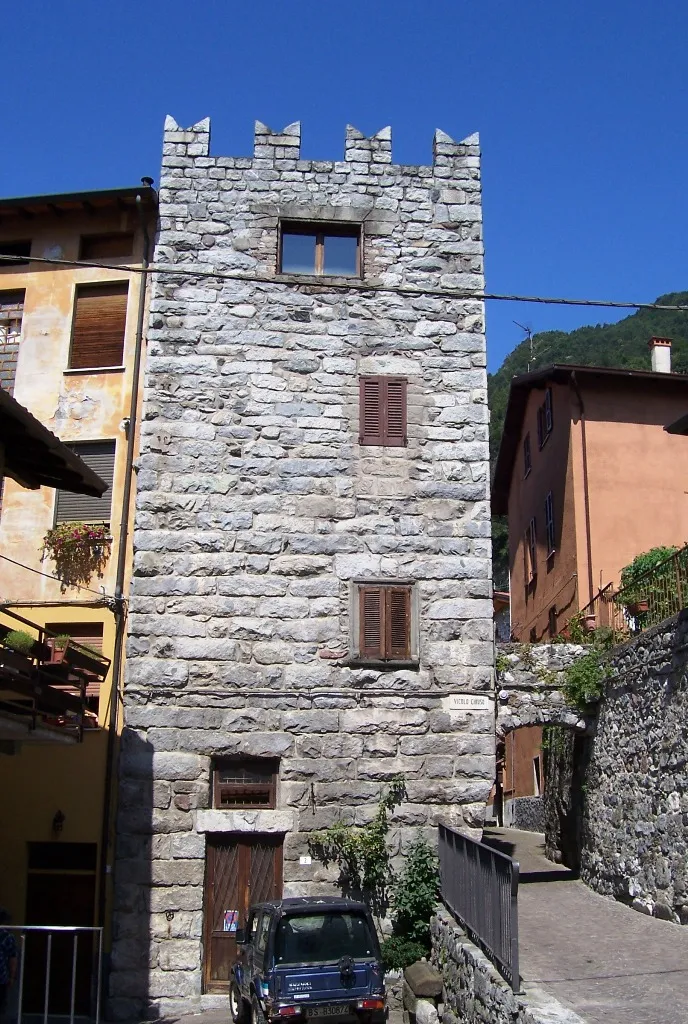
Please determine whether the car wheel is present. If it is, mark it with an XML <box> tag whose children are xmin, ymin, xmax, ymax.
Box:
<box><xmin>230</xmin><ymin>982</ymin><xmax>248</xmax><ymax>1024</ymax></box>
<box><xmin>252</xmin><ymin>994</ymin><xmax>266</xmax><ymax>1024</ymax></box>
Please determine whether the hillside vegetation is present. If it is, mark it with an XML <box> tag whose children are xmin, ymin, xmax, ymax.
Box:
<box><xmin>489</xmin><ymin>291</ymin><xmax>688</xmax><ymax>589</ymax></box>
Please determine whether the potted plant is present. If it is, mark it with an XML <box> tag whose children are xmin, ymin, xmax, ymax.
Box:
<box><xmin>48</xmin><ymin>634</ymin><xmax>71</xmax><ymax>664</ymax></box>
<box><xmin>41</xmin><ymin>522</ymin><xmax>112</xmax><ymax>592</ymax></box>
<box><xmin>627</xmin><ymin>598</ymin><xmax>649</xmax><ymax>616</ymax></box>
<box><xmin>0</xmin><ymin>629</ymin><xmax>36</xmax><ymax>676</ymax></box>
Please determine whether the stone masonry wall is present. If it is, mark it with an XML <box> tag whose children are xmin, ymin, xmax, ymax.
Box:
<box><xmin>582</xmin><ymin>611</ymin><xmax>688</xmax><ymax>923</ymax></box>
<box><xmin>111</xmin><ymin>118</ymin><xmax>494</xmax><ymax>1017</ymax></box>
<box><xmin>431</xmin><ymin>907</ymin><xmax>584</xmax><ymax>1024</ymax></box>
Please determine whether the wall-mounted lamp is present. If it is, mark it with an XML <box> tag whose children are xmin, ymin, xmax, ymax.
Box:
<box><xmin>52</xmin><ymin>810</ymin><xmax>65</xmax><ymax>833</ymax></box>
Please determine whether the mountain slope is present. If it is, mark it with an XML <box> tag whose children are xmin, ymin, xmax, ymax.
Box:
<box><xmin>489</xmin><ymin>291</ymin><xmax>688</xmax><ymax>589</ymax></box>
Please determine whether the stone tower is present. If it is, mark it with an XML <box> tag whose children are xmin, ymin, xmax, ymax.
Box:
<box><xmin>111</xmin><ymin>117</ymin><xmax>494</xmax><ymax>1017</ymax></box>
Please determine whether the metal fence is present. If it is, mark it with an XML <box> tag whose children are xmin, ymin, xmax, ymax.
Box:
<box><xmin>5</xmin><ymin>925</ymin><xmax>103</xmax><ymax>1024</ymax></box>
<box><xmin>563</xmin><ymin>543</ymin><xmax>688</xmax><ymax>643</ymax></box>
<box><xmin>438</xmin><ymin>823</ymin><xmax>520</xmax><ymax>992</ymax></box>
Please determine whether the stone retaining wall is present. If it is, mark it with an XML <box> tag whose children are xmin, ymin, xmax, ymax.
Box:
<box><xmin>582</xmin><ymin>611</ymin><xmax>688</xmax><ymax>922</ymax></box>
<box><xmin>431</xmin><ymin>907</ymin><xmax>583</xmax><ymax>1024</ymax></box>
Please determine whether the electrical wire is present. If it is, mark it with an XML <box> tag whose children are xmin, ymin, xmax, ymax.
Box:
<box><xmin>1</xmin><ymin>252</ymin><xmax>687</xmax><ymax>312</ymax></box>
<box><xmin>0</xmin><ymin>552</ymin><xmax>120</xmax><ymax>601</ymax></box>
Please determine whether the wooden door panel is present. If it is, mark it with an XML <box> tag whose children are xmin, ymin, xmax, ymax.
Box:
<box><xmin>204</xmin><ymin>834</ymin><xmax>283</xmax><ymax>993</ymax></box>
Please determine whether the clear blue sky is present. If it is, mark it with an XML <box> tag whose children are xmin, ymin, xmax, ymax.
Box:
<box><xmin>5</xmin><ymin>0</ymin><xmax>687</xmax><ymax>371</ymax></box>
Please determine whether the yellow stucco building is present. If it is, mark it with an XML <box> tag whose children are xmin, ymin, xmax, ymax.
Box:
<box><xmin>0</xmin><ymin>184</ymin><xmax>157</xmax><ymax>983</ymax></box>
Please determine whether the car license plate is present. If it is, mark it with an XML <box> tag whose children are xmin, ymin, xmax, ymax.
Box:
<box><xmin>306</xmin><ymin>1005</ymin><xmax>350</xmax><ymax>1018</ymax></box>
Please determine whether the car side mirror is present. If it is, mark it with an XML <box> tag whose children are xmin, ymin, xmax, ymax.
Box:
<box><xmin>236</xmin><ymin>927</ymin><xmax>246</xmax><ymax>945</ymax></box>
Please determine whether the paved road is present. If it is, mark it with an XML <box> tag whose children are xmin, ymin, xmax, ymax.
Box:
<box><xmin>484</xmin><ymin>827</ymin><xmax>688</xmax><ymax>1024</ymax></box>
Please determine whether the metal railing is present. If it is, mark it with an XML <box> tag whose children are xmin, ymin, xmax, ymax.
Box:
<box><xmin>5</xmin><ymin>925</ymin><xmax>103</xmax><ymax>1024</ymax></box>
<box><xmin>562</xmin><ymin>544</ymin><xmax>688</xmax><ymax>643</ymax></box>
<box><xmin>438</xmin><ymin>822</ymin><xmax>520</xmax><ymax>992</ymax></box>
<box><xmin>0</xmin><ymin>608</ymin><xmax>110</xmax><ymax>738</ymax></box>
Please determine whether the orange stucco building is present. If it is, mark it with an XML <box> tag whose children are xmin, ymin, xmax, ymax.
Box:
<box><xmin>493</xmin><ymin>343</ymin><xmax>688</xmax><ymax>641</ymax></box>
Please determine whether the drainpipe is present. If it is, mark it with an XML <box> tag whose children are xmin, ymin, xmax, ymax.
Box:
<box><xmin>97</xmin><ymin>181</ymin><xmax>154</xmax><ymax>931</ymax></box>
<box><xmin>570</xmin><ymin>372</ymin><xmax>595</xmax><ymax>606</ymax></box>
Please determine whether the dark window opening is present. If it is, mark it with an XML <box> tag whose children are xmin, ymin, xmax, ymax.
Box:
<box><xmin>358</xmin><ymin>584</ymin><xmax>413</xmax><ymax>661</ymax></box>
<box><xmin>212</xmin><ymin>757</ymin><xmax>278</xmax><ymax>810</ymax></box>
<box><xmin>54</xmin><ymin>440</ymin><xmax>115</xmax><ymax>524</ymax></box>
<box><xmin>545</xmin><ymin>491</ymin><xmax>555</xmax><ymax>555</ymax></box>
<box><xmin>537</xmin><ymin>388</ymin><xmax>553</xmax><ymax>449</ymax></box>
<box><xmin>0</xmin><ymin>241</ymin><xmax>31</xmax><ymax>266</ymax></box>
<box><xmin>69</xmin><ymin>282</ymin><xmax>128</xmax><ymax>369</ymax></box>
<box><xmin>280</xmin><ymin>222</ymin><xmax>360</xmax><ymax>277</ymax></box>
<box><xmin>548</xmin><ymin>606</ymin><xmax>557</xmax><ymax>638</ymax></box>
<box><xmin>28</xmin><ymin>842</ymin><xmax>97</xmax><ymax>872</ymax></box>
<box><xmin>523</xmin><ymin>433</ymin><xmax>531</xmax><ymax>477</ymax></box>
<box><xmin>533</xmin><ymin>755</ymin><xmax>542</xmax><ymax>795</ymax></box>
<box><xmin>359</xmin><ymin>376</ymin><xmax>407</xmax><ymax>446</ymax></box>
<box><xmin>80</xmin><ymin>233</ymin><xmax>134</xmax><ymax>260</ymax></box>
<box><xmin>525</xmin><ymin>517</ymin><xmax>537</xmax><ymax>583</ymax></box>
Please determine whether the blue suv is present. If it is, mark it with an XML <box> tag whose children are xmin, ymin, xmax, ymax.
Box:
<box><xmin>229</xmin><ymin>897</ymin><xmax>386</xmax><ymax>1024</ymax></box>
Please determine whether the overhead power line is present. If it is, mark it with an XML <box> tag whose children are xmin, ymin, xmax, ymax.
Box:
<box><xmin>1</xmin><ymin>252</ymin><xmax>688</xmax><ymax>312</ymax></box>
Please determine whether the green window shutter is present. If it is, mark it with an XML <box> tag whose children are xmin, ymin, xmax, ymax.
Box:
<box><xmin>54</xmin><ymin>441</ymin><xmax>115</xmax><ymax>523</ymax></box>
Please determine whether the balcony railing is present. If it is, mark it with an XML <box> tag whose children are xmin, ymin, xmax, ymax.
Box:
<box><xmin>0</xmin><ymin>608</ymin><xmax>110</xmax><ymax>740</ymax></box>
<box><xmin>562</xmin><ymin>543</ymin><xmax>688</xmax><ymax>642</ymax></box>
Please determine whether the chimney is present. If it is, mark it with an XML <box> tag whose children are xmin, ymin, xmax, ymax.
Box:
<box><xmin>649</xmin><ymin>336</ymin><xmax>672</xmax><ymax>374</ymax></box>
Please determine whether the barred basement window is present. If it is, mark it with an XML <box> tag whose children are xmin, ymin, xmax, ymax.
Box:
<box><xmin>355</xmin><ymin>583</ymin><xmax>416</xmax><ymax>662</ymax></box>
<box><xmin>359</xmin><ymin>377</ymin><xmax>407</xmax><ymax>446</ymax></box>
<box><xmin>69</xmin><ymin>282</ymin><xmax>128</xmax><ymax>369</ymax></box>
<box><xmin>212</xmin><ymin>758</ymin><xmax>278</xmax><ymax>810</ymax></box>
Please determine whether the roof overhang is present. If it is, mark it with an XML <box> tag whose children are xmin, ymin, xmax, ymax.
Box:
<box><xmin>0</xmin><ymin>389</ymin><xmax>107</xmax><ymax>495</ymax></box>
<box><xmin>0</xmin><ymin>184</ymin><xmax>157</xmax><ymax>224</ymax></box>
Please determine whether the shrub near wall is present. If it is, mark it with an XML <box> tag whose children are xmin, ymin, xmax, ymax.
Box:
<box><xmin>582</xmin><ymin>610</ymin><xmax>688</xmax><ymax>923</ymax></box>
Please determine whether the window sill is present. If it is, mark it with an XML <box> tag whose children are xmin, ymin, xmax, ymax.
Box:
<box><xmin>64</xmin><ymin>366</ymin><xmax>125</xmax><ymax>377</ymax></box>
<box><xmin>274</xmin><ymin>271</ymin><xmax>362</xmax><ymax>286</ymax></box>
<box><xmin>347</xmin><ymin>659</ymin><xmax>420</xmax><ymax>671</ymax></box>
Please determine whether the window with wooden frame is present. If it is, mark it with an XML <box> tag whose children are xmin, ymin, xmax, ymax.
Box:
<box><xmin>544</xmin><ymin>491</ymin><xmax>555</xmax><ymax>555</ymax></box>
<box><xmin>524</xmin><ymin>517</ymin><xmax>537</xmax><ymax>583</ymax></box>
<box><xmin>79</xmin><ymin>233</ymin><xmax>134</xmax><ymax>260</ymax></box>
<box><xmin>523</xmin><ymin>433</ymin><xmax>531</xmax><ymax>477</ymax></box>
<box><xmin>54</xmin><ymin>440</ymin><xmax>115</xmax><ymax>524</ymax></box>
<box><xmin>356</xmin><ymin>583</ymin><xmax>415</xmax><ymax>662</ymax></box>
<box><xmin>69</xmin><ymin>282</ymin><xmax>128</xmax><ymax>369</ymax></box>
<box><xmin>280</xmin><ymin>221</ymin><xmax>361</xmax><ymax>277</ymax></box>
<box><xmin>212</xmin><ymin>758</ymin><xmax>278</xmax><ymax>810</ymax></box>
<box><xmin>359</xmin><ymin>377</ymin><xmax>407</xmax><ymax>446</ymax></box>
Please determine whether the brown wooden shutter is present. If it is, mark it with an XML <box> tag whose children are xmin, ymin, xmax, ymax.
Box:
<box><xmin>69</xmin><ymin>282</ymin><xmax>128</xmax><ymax>369</ymax></box>
<box><xmin>359</xmin><ymin>586</ymin><xmax>384</xmax><ymax>658</ymax></box>
<box><xmin>359</xmin><ymin>378</ymin><xmax>383</xmax><ymax>445</ymax></box>
<box><xmin>387</xmin><ymin>587</ymin><xmax>411</xmax><ymax>659</ymax></box>
<box><xmin>384</xmin><ymin>378</ymin><xmax>407</xmax><ymax>446</ymax></box>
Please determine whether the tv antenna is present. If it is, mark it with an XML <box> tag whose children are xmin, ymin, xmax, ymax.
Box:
<box><xmin>514</xmin><ymin>320</ymin><xmax>534</xmax><ymax>371</ymax></box>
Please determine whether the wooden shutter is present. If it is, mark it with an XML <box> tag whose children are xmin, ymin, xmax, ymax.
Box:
<box><xmin>54</xmin><ymin>440</ymin><xmax>115</xmax><ymax>523</ymax></box>
<box><xmin>69</xmin><ymin>282</ymin><xmax>128</xmax><ymax>369</ymax></box>
<box><xmin>387</xmin><ymin>587</ymin><xmax>411</xmax><ymax>659</ymax></box>
<box><xmin>384</xmin><ymin>378</ymin><xmax>407</xmax><ymax>446</ymax></box>
<box><xmin>359</xmin><ymin>377</ymin><xmax>407</xmax><ymax>446</ymax></box>
<box><xmin>359</xmin><ymin>586</ymin><xmax>384</xmax><ymax>658</ymax></box>
<box><xmin>359</xmin><ymin>378</ymin><xmax>383</xmax><ymax>444</ymax></box>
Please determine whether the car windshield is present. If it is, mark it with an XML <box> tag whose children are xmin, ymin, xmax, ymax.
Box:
<box><xmin>274</xmin><ymin>912</ymin><xmax>376</xmax><ymax>965</ymax></box>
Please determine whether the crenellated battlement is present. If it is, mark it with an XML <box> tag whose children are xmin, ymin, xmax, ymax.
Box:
<box><xmin>161</xmin><ymin>115</ymin><xmax>479</xmax><ymax>170</ymax></box>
